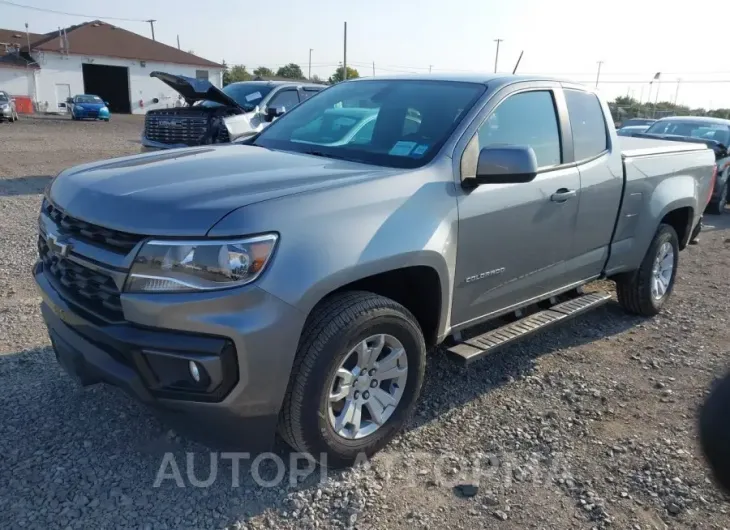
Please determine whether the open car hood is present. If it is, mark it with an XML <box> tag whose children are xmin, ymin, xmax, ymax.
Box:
<box><xmin>150</xmin><ymin>71</ymin><xmax>244</xmax><ymax>110</ymax></box>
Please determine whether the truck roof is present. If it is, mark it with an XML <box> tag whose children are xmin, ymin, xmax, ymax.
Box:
<box><xmin>351</xmin><ymin>73</ymin><xmax>573</xmax><ymax>88</ymax></box>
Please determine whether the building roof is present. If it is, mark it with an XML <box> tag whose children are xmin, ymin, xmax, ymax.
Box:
<box><xmin>7</xmin><ymin>21</ymin><xmax>221</xmax><ymax>68</ymax></box>
<box><xmin>0</xmin><ymin>28</ymin><xmax>45</xmax><ymax>51</ymax></box>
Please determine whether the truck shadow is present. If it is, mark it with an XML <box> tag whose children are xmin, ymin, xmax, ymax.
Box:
<box><xmin>407</xmin><ymin>300</ymin><xmax>638</xmax><ymax>432</ymax></box>
<box><xmin>0</xmin><ymin>300</ymin><xmax>638</xmax><ymax>528</ymax></box>
<box><xmin>0</xmin><ymin>175</ymin><xmax>53</xmax><ymax>197</ymax></box>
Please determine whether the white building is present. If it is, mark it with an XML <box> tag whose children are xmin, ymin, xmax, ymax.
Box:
<box><xmin>0</xmin><ymin>21</ymin><xmax>223</xmax><ymax>114</ymax></box>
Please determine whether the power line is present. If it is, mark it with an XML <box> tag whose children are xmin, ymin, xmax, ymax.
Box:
<box><xmin>0</xmin><ymin>0</ymin><xmax>150</xmax><ymax>22</ymax></box>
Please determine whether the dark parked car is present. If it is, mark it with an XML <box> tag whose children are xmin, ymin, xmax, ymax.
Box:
<box><xmin>142</xmin><ymin>72</ymin><xmax>325</xmax><ymax>151</ymax></box>
<box><xmin>620</xmin><ymin>118</ymin><xmax>656</xmax><ymax>128</ymax></box>
<box><xmin>638</xmin><ymin>116</ymin><xmax>730</xmax><ymax>214</ymax></box>
<box><xmin>617</xmin><ymin>125</ymin><xmax>650</xmax><ymax>137</ymax></box>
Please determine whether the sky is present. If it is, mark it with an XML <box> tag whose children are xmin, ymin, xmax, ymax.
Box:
<box><xmin>2</xmin><ymin>0</ymin><xmax>729</xmax><ymax>109</ymax></box>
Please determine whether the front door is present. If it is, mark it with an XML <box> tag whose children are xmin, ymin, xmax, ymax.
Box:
<box><xmin>55</xmin><ymin>84</ymin><xmax>70</xmax><ymax>112</ymax></box>
<box><xmin>452</xmin><ymin>89</ymin><xmax>581</xmax><ymax>326</ymax></box>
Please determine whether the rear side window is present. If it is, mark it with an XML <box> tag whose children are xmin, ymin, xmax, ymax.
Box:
<box><xmin>564</xmin><ymin>89</ymin><xmax>608</xmax><ymax>161</ymax></box>
<box><xmin>478</xmin><ymin>90</ymin><xmax>562</xmax><ymax>168</ymax></box>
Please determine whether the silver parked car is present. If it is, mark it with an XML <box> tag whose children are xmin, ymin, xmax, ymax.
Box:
<box><xmin>0</xmin><ymin>90</ymin><xmax>19</xmax><ymax>122</ymax></box>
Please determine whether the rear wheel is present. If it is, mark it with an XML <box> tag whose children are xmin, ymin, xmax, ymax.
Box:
<box><xmin>615</xmin><ymin>224</ymin><xmax>679</xmax><ymax>316</ymax></box>
<box><xmin>707</xmin><ymin>181</ymin><xmax>727</xmax><ymax>215</ymax></box>
<box><xmin>279</xmin><ymin>291</ymin><xmax>426</xmax><ymax>468</ymax></box>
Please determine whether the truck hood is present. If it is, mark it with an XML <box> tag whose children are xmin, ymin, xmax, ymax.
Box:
<box><xmin>49</xmin><ymin>145</ymin><xmax>393</xmax><ymax>236</ymax></box>
<box><xmin>150</xmin><ymin>71</ymin><xmax>243</xmax><ymax>110</ymax></box>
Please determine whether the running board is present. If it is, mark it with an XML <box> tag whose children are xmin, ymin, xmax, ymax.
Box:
<box><xmin>447</xmin><ymin>292</ymin><xmax>612</xmax><ymax>364</ymax></box>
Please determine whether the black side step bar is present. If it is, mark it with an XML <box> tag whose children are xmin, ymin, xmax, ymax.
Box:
<box><xmin>447</xmin><ymin>292</ymin><xmax>612</xmax><ymax>364</ymax></box>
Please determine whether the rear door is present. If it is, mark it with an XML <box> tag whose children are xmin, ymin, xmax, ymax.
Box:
<box><xmin>451</xmin><ymin>84</ymin><xmax>582</xmax><ymax>326</ymax></box>
<box><xmin>560</xmin><ymin>85</ymin><xmax>624</xmax><ymax>283</ymax></box>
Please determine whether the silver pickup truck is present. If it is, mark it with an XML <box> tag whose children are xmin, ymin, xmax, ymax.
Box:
<box><xmin>34</xmin><ymin>75</ymin><xmax>715</xmax><ymax>467</ymax></box>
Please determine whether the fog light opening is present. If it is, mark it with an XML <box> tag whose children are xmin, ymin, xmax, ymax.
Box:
<box><xmin>189</xmin><ymin>361</ymin><xmax>201</xmax><ymax>383</ymax></box>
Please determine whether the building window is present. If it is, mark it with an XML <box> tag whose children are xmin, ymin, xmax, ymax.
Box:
<box><xmin>196</xmin><ymin>70</ymin><xmax>209</xmax><ymax>80</ymax></box>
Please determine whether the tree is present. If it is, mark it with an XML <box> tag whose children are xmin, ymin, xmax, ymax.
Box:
<box><xmin>328</xmin><ymin>66</ymin><xmax>360</xmax><ymax>84</ymax></box>
<box><xmin>276</xmin><ymin>63</ymin><xmax>304</xmax><ymax>79</ymax></box>
<box><xmin>222</xmin><ymin>60</ymin><xmax>231</xmax><ymax>86</ymax></box>
<box><xmin>310</xmin><ymin>74</ymin><xmax>325</xmax><ymax>84</ymax></box>
<box><xmin>227</xmin><ymin>65</ymin><xmax>253</xmax><ymax>83</ymax></box>
<box><xmin>253</xmin><ymin>66</ymin><xmax>274</xmax><ymax>78</ymax></box>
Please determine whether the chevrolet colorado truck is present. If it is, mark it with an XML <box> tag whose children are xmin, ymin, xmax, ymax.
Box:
<box><xmin>35</xmin><ymin>75</ymin><xmax>715</xmax><ymax>467</ymax></box>
<box><xmin>141</xmin><ymin>72</ymin><xmax>324</xmax><ymax>151</ymax></box>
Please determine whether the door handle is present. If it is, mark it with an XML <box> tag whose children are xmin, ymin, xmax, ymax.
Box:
<box><xmin>550</xmin><ymin>188</ymin><xmax>577</xmax><ymax>202</ymax></box>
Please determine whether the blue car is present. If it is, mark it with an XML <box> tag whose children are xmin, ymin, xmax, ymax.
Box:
<box><xmin>67</xmin><ymin>94</ymin><xmax>110</xmax><ymax>121</ymax></box>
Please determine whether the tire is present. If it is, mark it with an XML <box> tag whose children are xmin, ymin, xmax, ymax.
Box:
<box><xmin>279</xmin><ymin>291</ymin><xmax>426</xmax><ymax>468</ymax></box>
<box><xmin>615</xmin><ymin>224</ymin><xmax>679</xmax><ymax>316</ymax></box>
<box><xmin>707</xmin><ymin>181</ymin><xmax>727</xmax><ymax>215</ymax></box>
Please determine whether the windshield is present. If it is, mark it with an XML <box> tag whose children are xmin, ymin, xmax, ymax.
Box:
<box><xmin>76</xmin><ymin>95</ymin><xmax>102</xmax><ymax>104</ymax></box>
<box><xmin>0</xmin><ymin>91</ymin><xmax>8</xmax><ymax>102</ymax></box>
<box><xmin>646</xmin><ymin>120</ymin><xmax>730</xmax><ymax>146</ymax></box>
<box><xmin>253</xmin><ymin>79</ymin><xmax>486</xmax><ymax>168</ymax></box>
<box><xmin>198</xmin><ymin>83</ymin><xmax>275</xmax><ymax>111</ymax></box>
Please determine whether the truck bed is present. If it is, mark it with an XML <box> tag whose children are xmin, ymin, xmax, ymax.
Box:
<box><xmin>619</xmin><ymin>135</ymin><xmax>710</xmax><ymax>158</ymax></box>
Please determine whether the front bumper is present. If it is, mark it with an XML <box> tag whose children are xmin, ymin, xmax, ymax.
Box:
<box><xmin>140</xmin><ymin>135</ymin><xmax>189</xmax><ymax>151</ymax></box>
<box><xmin>74</xmin><ymin>108</ymin><xmax>109</xmax><ymax>119</ymax></box>
<box><xmin>34</xmin><ymin>260</ymin><xmax>305</xmax><ymax>450</ymax></box>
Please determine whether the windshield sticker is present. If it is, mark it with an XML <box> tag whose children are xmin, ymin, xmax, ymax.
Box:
<box><xmin>245</xmin><ymin>91</ymin><xmax>262</xmax><ymax>102</ymax></box>
<box><xmin>412</xmin><ymin>144</ymin><xmax>429</xmax><ymax>156</ymax></box>
<box><xmin>389</xmin><ymin>141</ymin><xmax>417</xmax><ymax>156</ymax></box>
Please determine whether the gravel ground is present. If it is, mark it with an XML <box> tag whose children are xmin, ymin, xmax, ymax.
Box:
<box><xmin>1</xmin><ymin>115</ymin><xmax>729</xmax><ymax>530</ymax></box>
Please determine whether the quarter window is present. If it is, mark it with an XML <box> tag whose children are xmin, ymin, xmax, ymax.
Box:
<box><xmin>477</xmin><ymin>91</ymin><xmax>561</xmax><ymax>168</ymax></box>
<box><xmin>564</xmin><ymin>89</ymin><xmax>608</xmax><ymax>161</ymax></box>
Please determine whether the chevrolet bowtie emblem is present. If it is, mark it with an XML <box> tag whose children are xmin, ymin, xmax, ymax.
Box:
<box><xmin>47</xmin><ymin>233</ymin><xmax>71</xmax><ymax>258</ymax></box>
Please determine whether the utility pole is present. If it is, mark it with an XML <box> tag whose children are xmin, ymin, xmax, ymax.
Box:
<box><xmin>674</xmin><ymin>78</ymin><xmax>681</xmax><ymax>105</ymax></box>
<box><xmin>493</xmin><ymin>38</ymin><xmax>503</xmax><ymax>73</ymax></box>
<box><xmin>308</xmin><ymin>48</ymin><xmax>313</xmax><ymax>79</ymax></box>
<box><xmin>176</xmin><ymin>35</ymin><xmax>180</xmax><ymax>50</ymax></box>
<box><xmin>372</xmin><ymin>61</ymin><xmax>375</xmax><ymax>77</ymax></box>
<box><xmin>595</xmin><ymin>60</ymin><xmax>603</xmax><ymax>87</ymax></box>
<box><xmin>343</xmin><ymin>22</ymin><xmax>348</xmax><ymax>81</ymax></box>
<box><xmin>429</xmin><ymin>64</ymin><xmax>433</xmax><ymax>74</ymax></box>
<box><xmin>24</xmin><ymin>22</ymin><xmax>30</xmax><ymax>52</ymax></box>
<box><xmin>512</xmin><ymin>50</ymin><xmax>524</xmax><ymax>74</ymax></box>
<box><xmin>146</xmin><ymin>19</ymin><xmax>156</xmax><ymax>41</ymax></box>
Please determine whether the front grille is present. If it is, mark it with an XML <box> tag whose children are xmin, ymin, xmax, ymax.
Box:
<box><xmin>39</xmin><ymin>236</ymin><xmax>123</xmax><ymax>320</ymax></box>
<box><xmin>43</xmin><ymin>200</ymin><xmax>142</xmax><ymax>253</ymax></box>
<box><xmin>145</xmin><ymin>110</ymin><xmax>209</xmax><ymax>145</ymax></box>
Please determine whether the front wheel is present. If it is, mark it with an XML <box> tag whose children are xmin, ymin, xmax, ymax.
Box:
<box><xmin>707</xmin><ymin>181</ymin><xmax>727</xmax><ymax>215</ymax></box>
<box><xmin>279</xmin><ymin>291</ymin><xmax>426</xmax><ymax>468</ymax></box>
<box><xmin>615</xmin><ymin>224</ymin><xmax>679</xmax><ymax>316</ymax></box>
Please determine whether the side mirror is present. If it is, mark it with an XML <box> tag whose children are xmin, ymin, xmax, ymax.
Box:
<box><xmin>104</xmin><ymin>101</ymin><xmax>110</xmax><ymax>106</ymax></box>
<box><xmin>58</xmin><ymin>102</ymin><xmax>66</xmax><ymax>108</ymax></box>
<box><xmin>471</xmin><ymin>145</ymin><xmax>538</xmax><ymax>185</ymax></box>
<box><xmin>265</xmin><ymin>106</ymin><xmax>286</xmax><ymax>122</ymax></box>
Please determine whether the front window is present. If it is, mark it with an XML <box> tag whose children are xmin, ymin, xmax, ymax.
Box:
<box><xmin>198</xmin><ymin>83</ymin><xmax>275</xmax><ymax>111</ymax></box>
<box><xmin>75</xmin><ymin>95</ymin><xmax>102</xmax><ymax>104</ymax></box>
<box><xmin>646</xmin><ymin>120</ymin><xmax>730</xmax><ymax>146</ymax></box>
<box><xmin>252</xmin><ymin>79</ymin><xmax>486</xmax><ymax>168</ymax></box>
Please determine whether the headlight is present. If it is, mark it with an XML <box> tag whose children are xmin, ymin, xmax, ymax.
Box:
<box><xmin>125</xmin><ymin>234</ymin><xmax>278</xmax><ymax>293</ymax></box>
<box><xmin>101</xmin><ymin>106</ymin><xmax>108</xmax><ymax>111</ymax></box>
